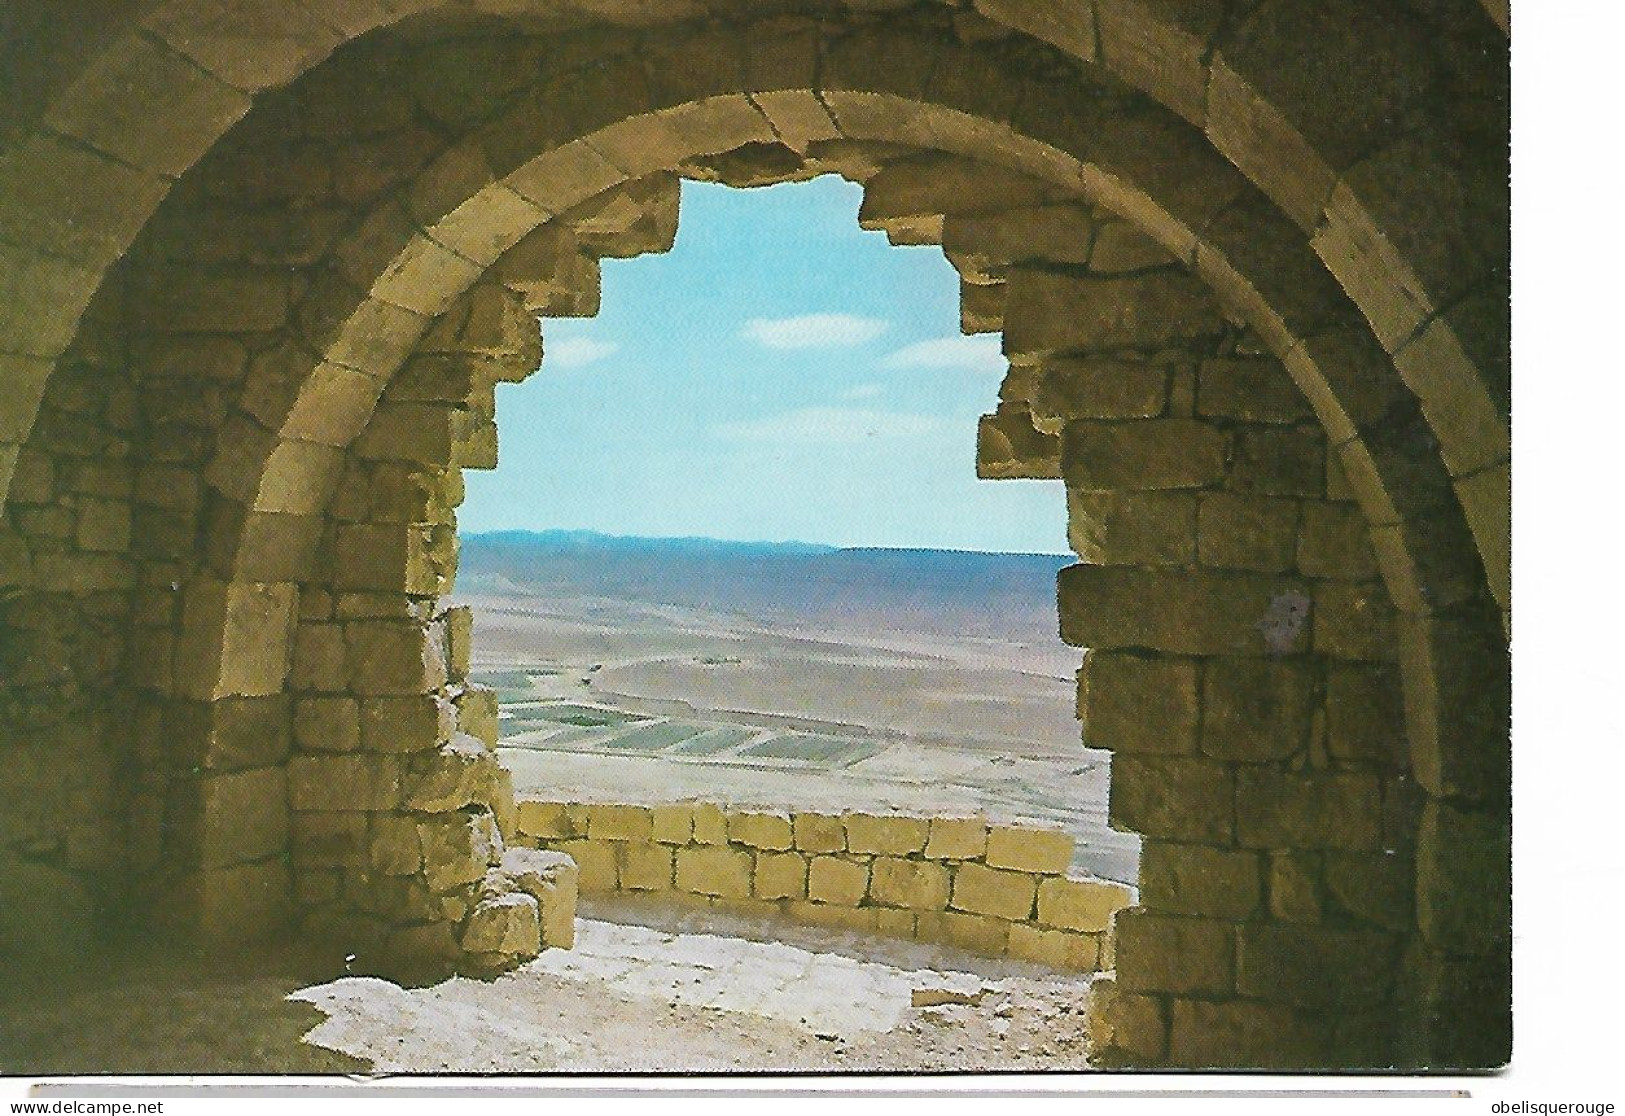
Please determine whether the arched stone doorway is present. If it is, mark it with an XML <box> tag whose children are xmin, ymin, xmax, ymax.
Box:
<box><xmin>0</xmin><ymin>1</ymin><xmax>1509</xmax><ymax>1071</ymax></box>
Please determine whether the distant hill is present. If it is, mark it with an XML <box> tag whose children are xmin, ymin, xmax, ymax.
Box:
<box><xmin>456</xmin><ymin>530</ymin><xmax>1073</xmax><ymax>643</ymax></box>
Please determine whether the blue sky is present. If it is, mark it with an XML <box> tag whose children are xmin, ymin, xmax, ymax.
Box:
<box><xmin>460</xmin><ymin>176</ymin><xmax>1069</xmax><ymax>555</ymax></box>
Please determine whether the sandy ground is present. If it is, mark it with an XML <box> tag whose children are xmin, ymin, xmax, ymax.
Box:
<box><xmin>1</xmin><ymin>897</ymin><xmax>1100</xmax><ymax>1077</ymax></box>
<box><xmin>462</xmin><ymin>591</ymin><xmax>1141</xmax><ymax>884</ymax></box>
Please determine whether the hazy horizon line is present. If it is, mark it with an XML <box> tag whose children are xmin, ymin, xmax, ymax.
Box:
<box><xmin>462</xmin><ymin>526</ymin><xmax>1074</xmax><ymax>560</ymax></box>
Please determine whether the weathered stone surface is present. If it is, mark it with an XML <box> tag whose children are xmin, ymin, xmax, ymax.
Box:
<box><xmin>1028</xmin><ymin>357</ymin><xmax>1169</xmax><ymax>429</ymax></box>
<box><xmin>288</xmin><ymin>754</ymin><xmax>401</xmax><ymax>812</ymax></box>
<box><xmin>807</xmin><ymin>856</ymin><xmax>870</xmax><ymax>906</ymax></box>
<box><xmin>419</xmin><ymin>809</ymin><xmax>500</xmax><ymax>892</ymax></box>
<box><xmin>1236</xmin><ymin>769</ymin><xmax>1382</xmax><ymax>850</ymax></box>
<box><xmin>869</xmin><ymin>856</ymin><xmax>950</xmax><ymax>910</ymax></box>
<box><xmin>1086</xmin><ymin>978</ymin><xmax>1168</xmax><ymax>1065</ymax></box>
<box><xmin>1007</xmin><ymin>923</ymin><xmax>1099</xmax><ymax>971</ymax></box>
<box><xmin>1079</xmin><ymin>651</ymin><xmax>1199</xmax><ymax>755</ymax></box>
<box><xmin>501</xmin><ymin>847</ymin><xmax>578</xmax><ymax>949</ymax></box>
<box><xmin>914</xmin><ymin>909</ymin><xmax>1010</xmax><ymax>955</ymax></box>
<box><xmin>1199</xmin><ymin>658</ymin><xmax>1316</xmax><ymax>762</ymax></box>
<box><xmin>844</xmin><ymin>813</ymin><xmax>929</xmax><ymax>856</ymax></box>
<box><xmin>1140</xmin><ymin>842</ymin><xmax>1262</xmax><ymax>919</ymax></box>
<box><xmin>461</xmin><ymin>892</ymin><xmax>541</xmax><ymax>957</ymax></box>
<box><xmin>1115</xmin><ymin>910</ymin><xmax>1232</xmax><ymax>995</ymax></box>
<box><xmin>924</xmin><ymin>816</ymin><xmax>987</xmax><ymax>861</ymax></box>
<box><xmin>728</xmin><ymin>810</ymin><xmax>794</xmax><ymax>850</ymax></box>
<box><xmin>984</xmin><ymin>825</ymin><xmax>1073</xmax><ymax>874</ymax></box>
<box><xmin>675</xmin><ymin>846</ymin><xmax>752</xmax><ymax>898</ymax></box>
<box><xmin>976</xmin><ymin>403</ymin><xmax>1060</xmax><ymax>479</ymax></box>
<box><xmin>1036</xmin><ymin>876</ymin><xmax>1132</xmax><ymax>932</ymax></box>
<box><xmin>1061</xmin><ymin>419</ymin><xmax>1228</xmax><ymax>492</ymax></box>
<box><xmin>619</xmin><ymin>841</ymin><xmax>674</xmax><ymax>892</ymax></box>
<box><xmin>949</xmin><ymin>862</ymin><xmax>1036</xmax><ymax>921</ymax></box>
<box><xmin>792</xmin><ymin>812</ymin><xmax>844</xmax><ymax>853</ymax></box>
<box><xmin>752</xmin><ymin>851</ymin><xmax>808</xmax><ymax>901</ymax></box>
<box><xmin>586</xmin><ymin>804</ymin><xmax>654</xmax><ymax>842</ymax></box>
<box><xmin>1003</xmin><ymin>269</ymin><xmax>1224</xmax><ymax>355</ymax></box>
<box><xmin>1068</xmin><ymin>490</ymin><xmax>1197</xmax><ymax>566</ymax></box>
<box><xmin>401</xmin><ymin>735</ymin><xmax>500</xmax><ymax>812</ymax></box>
<box><xmin>1060</xmin><ymin>565</ymin><xmax>1312</xmax><ymax>657</ymax></box>
<box><xmin>1196</xmin><ymin>493</ymin><xmax>1299</xmax><ymax>572</ymax></box>
<box><xmin>1109</xmin><ymin>756</ymin><xmax>1234</xmax><ymax>843</ymax></box>
<box><xmin>652</xmin><ymin>803</ymin><xmax>695</xmax><ymax>845</ymax></box>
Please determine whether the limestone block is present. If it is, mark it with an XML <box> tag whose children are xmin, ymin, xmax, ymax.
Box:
<box><xmin>1269</xmin><ymin>851</ymin><xmax>1323</xmax><ymax>923</ymax></box>
<box><xmin>178</xmin><ymin>696</ymin><xmax>295</xmax><ymax>771</ymax></box>
<box><xmin>1036</xmin><ymin>876</ymin><xmax>1133</xmax><ymax>932</ymax></box>
<box><xmin>924</xmin><ymin>816</ymin><xmax>987</xmax><ymax>860</ymax></box>
<box><xmin>1084</xmin><ymin>978</ymin><xmax>1168</xmax><ymax>1066</ymax></box>
<box><xmin>941</xmin><ymin>205</ymin><xmax>1096</xmax><ymax>279</ymax></box>
<box><xmin>1323</xmin><ymin>850</ymin><xmax>1413</xmax><ymax>932</ymax></box>
<box><xmin>402</xmin><ymin>735</ymin><xmax>500</xmax><ymax>812</ymax></box>
<box><xmin>1002</xmin><ymin>269</ymin><xmax>1223</xmax><ymax>356</ymax></box>
<box><xmin>1229</xmin><ymin>426</ymin><xmax>1325</xmax><ymax>497</ymax></box>
<box><xmin>1087</xmin><ymin>220</ymin><xmax>1177</xmax><ymax>272</ymax></box>
<box><xmin>1007</xmin><ymin>924</ymin><xmax>1100</xmax><ymax>971</ymax></box>
<box><xmin>360</xmin><ymin>694</ymin><xmax>452</xmax><ymax>754</ymax></box>
<box><xmin>960</xmin><ymin>282</ymin><xmax>1006</xmax><ymax>333</ymax></box>
<box><xmin>554</xmin><ymin>839</ymin><xmax>617</xmax><ymax>893</ymax></box>
<box><xmin>516</xmin><ymin>800</ymin><xmax>578</xmax><ymax>841</ymax></box>
<box><xmin>174</xmin><ymin>578</ymin><xmax>298</xmax><ymax>699</ymax></box>
<box><xmin>789</xmin><ymin>901</ymin><xmax>876</xmax><ymax>934</ymax></box>
<box><xmin>753</xmin><ymin>851</ymin><xmax>808</xmax><ymax>901</ymax></box>
<box><xmin>454</xmin><ymin>685</ymin><xmax>500</xmax><ymax>749</ymax></box>
<box><xmin>1028</xmin><ymin>357</ymin><xmax>1169</xmax><ymax>429</ymax></box>
<box><xmin>844</xmin><ymin>812</ymin><xmax>929</xmax><ymax>856</ymax></box>
<box><xmin>442</xmin><ymin>606</ymin><xmax>474</xmax><ymax>681</ymax></box>
<box><xmin>586</xmin><ymin>804</ymin><xmax>654</xmax><ymax>842</ymax></box>
<box><xmin>915</xmin><ymin>909</ymin><xmax>1010</xmax><ymax>955</ymax></box>
<box><xmin>344</xmin><ymin>620</ymin><xmax>442</xmax><ymax>696</ymax></box>
<box><xmin>1196</xmin><ymin>493</ymin><xmax>1299</xmax><ymax>572</ymax></box>
<box><xmin>290</xmin><ymin>811</ymin><xmax>368</xmax><ymax>869</ymax></box>
<box><xmin>985</xmin><ymin>825</ymin><xmax>1073</xmax><ymax>874</ymax></box>
<box><xmin>1314</xmin><ymin>581</ymin><xmax>1397</xmax><ymax>662</ymax></box>
<box><xmin>1061</xmin><ymin>419</ymin><xmax>1227</xmax><ymax>492</ymax></box>
<box><xmin>949</xmin><ymin>862</ymin><xmax>1037</xmax><ymax>921</ymax></box>
<box><xmin>807</xmin><ymin>856</ymin><xmax>870</xmax><ymax>906</ymax></box>
<box><xmin>1236</xmin><ymin>922</ymin><xmax>1399</xmax><ymax>1009</ymax></box>
<box><xmin>1059</xmin><ymin>565</ymin><xmax>1312</xmax><ymax>657</ymax></box>
<box><xmin>1114</xmin><ymin>910</ymin><xmax>1233</xmax><ymax>995</ymax></box>
<box><xmin>75</xmin><ymin>499</ymin><xmax>131</xmax><ymax>553</ymax></box>
<box><xmin>874</xmin><ymin>907</ymin><xmax>916</xmax><ymax>939</ymax></box>
<box><xmin>976</xmin><ymin>403</ymin><xmax>1060</xmax><ymax>479</ymax></box>
<box><xmin>292</xmin><ymin>622</ymin><xmax>347</xmax><ymax>693</ymax></box>
<box><xmin>792</xmin><ymin>811</ymin><xmax>844</xmax><ymax>853</ymax></box>
<box><xmin>192</xmin><ymin>766</ymin><xmax>289</xmax><ymax>869</ymax></box>
<box><xmin>568</xmin><ymin>175</ymin><xmax>680</xmax><ymax>258</ymax></box>
<box><xmin>461</xmin><ymin>892</ymin><xmax>541</xmax><ymax>957</ymax></box>
<box><xmin>675</xmin><ymin>846</ymin><xmax>753</xmax><ymax>899</ymax></box>
<box><xmin>369</xmin><ymin>814</ymin><xmax>423</xmax><ymax>876</ymax></box>
<box><xmin>288</xmin><ymin>753</ymin><xmax>401</xmax><ymax>812</ymax></box>
<box><xmin>867</xmin><ymin>856</ymin><xmax>950</xmax><ymax>911</ymax></box>
<box><xmin>859</xmin><ymin>155</ymin><xmax>1053</xmax><ymax>227</ymax></box>
<box><xmin>419</xmin><ymin>810</ymin><xmax>500</xmax><ymax>893</ymax></box>
<box><xmin>335</xmin><ymin>523</ymin><xmax>443</xmax><ymax>595</ymax></box>
<box><xmin>501</xmin><ymin>847</ymin><xmax>578</xmax><ymax>949</ymax></box>
<box><xmin>620</xmin><ymin>841</ymin><xmax>675</xmax><ymax>892</ymax></box>
<box><xmin>1196</xmin><ymin>357</ymin><xmax>1312</xmax><ymax>424</ymax></box>
<box><xmin>1067</xmin><ymin>490</ymin><xmax>1197</xmax><ymax>566</ymax></box>
<box><xmin>1139</xmin><ymin>842</ymin><xmax>1261</xmax><ymax>919</ymax></box>
<box><xmin>1167</xmin><ymin>998</ymin><xmax>1327</xmax><ymax>1070</ymax></box>
<box><xmin>692</xmin><ymin>802</ymin><xmax>728</xmax><ymax>845</ymax></box>
<box><xmin>1236</xmin><ymin>769</ymin><xmax>1382</xmax><ymax>850</ymax></box>
<box><xmin>1078</xmin><ymin>651</ymin><xmax>1199</xmax><ymax>755</ymax></box>
<box><xmin>161</xmin><ymin>860</ymin><xmax>290</xmax><ymax>946</ymax></box>
<box><xmin>728</xmin><ymin>810</ymin><xmax>794</xmax><ymax>850</ymax></box>
<box><xmin>1199</xmin><ymin>658</ymin><xmax>1316</xmax><ymax>762</ymax></box>
<box><xmin>1297</xmin><ymin>501</ymin><xmax>1378</xmax><ymax>580</ymax></box>
<box><xmin>1108</xmin><ymin>756</ymin><xmax>1235</xmax><ymax>843</ymax></box>
<box><xmin>651</xmin><ymin>803</ymin><xmax>694</xmax><ymax>844</ymax></box>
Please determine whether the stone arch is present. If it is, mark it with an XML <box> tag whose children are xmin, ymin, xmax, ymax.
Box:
<box><xmin>0</xmin><ymin>0</ymin><xmax>1509</xmax><ymax>612</ymax></box>
<box><xmin>0</xmin><ymin>3</ymin><xmax>1509</xmax><ymax>1071</ymax></box>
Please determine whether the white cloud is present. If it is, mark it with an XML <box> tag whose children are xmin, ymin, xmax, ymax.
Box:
<box><xmin>882</xmin><ymin>334</ymin><xmax>1006</xmax><ymax>374</ymax></box>
<box><xmin>740</xmin><ymin>313</ymin><xmax>889</xmax><ymax>350</ymax></box>
<box><xmin>716</xmin><ymin>407</ymin><xmax>946</xmax><ymax>445</ymax></box>
<box><xmin>842</xmin><ymin>384</ymin><xmax>884</xmax><ymax>400</ymax></box>
<box><xmin>545</xmin><ymin>336</ymin><xmax>618</xmax><ymax>369</ymax></box>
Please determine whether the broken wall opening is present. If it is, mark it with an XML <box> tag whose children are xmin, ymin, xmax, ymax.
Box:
<box><xmin>0</xmin><ymin>2</ymin><xmax>1510</xmax><ymax>1072</ymax></box>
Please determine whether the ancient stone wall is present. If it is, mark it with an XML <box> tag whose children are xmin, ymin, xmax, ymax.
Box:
<box><xmin>0</xmin><ymin>1</ymin><xmax>1510</xmax><ymax>1071</ymax></box>
<box><xmin>513</xmin><ymin>798</ymin><xmax>1133</xmax><ymax>972</ymax></box>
